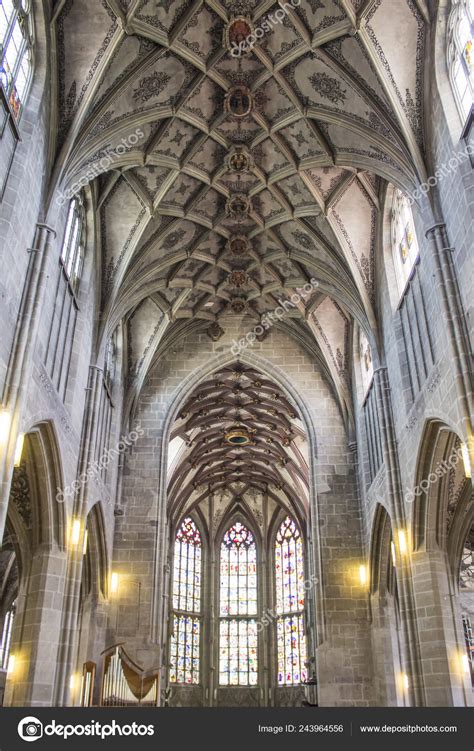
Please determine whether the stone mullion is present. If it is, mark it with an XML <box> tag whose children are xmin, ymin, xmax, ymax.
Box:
<box><xmin>53</xmin><ymin>365</ymin><xmax>104</xmax><ymax>705</ymax></box>
<box><xmin>0</xmin><ymin>223</ymin><xmax>56</xmax><ymax>541</ymax></box>
<box><xmin>373</xmin><ymin>367</ymin><xmax>425</xmax><ymax>706</ymax></box>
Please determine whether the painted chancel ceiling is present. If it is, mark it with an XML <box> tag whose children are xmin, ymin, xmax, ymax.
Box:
<box><xmin>50</xmin><ymin>0</ymin><xmax>429</xmax><ymax>430</ymax></box>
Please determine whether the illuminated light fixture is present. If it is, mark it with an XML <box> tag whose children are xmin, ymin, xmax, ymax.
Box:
<box><xmin>391</xmin><ymin>541</ymin><xmax>397</xmax><ymax>567</ymax></box>
<box><xmin>461</xmin><ymin>443</ymin><xmax>471</xmax><ymax>478</ymax></box>
<box><xmin>14</xmin><ymin>433</ymin><xmax>24</xmax><ymax>467</ymax></box>
<box><xmin>0</xmin><ymin>409</ymin><xmax>10</xmax><ymax>443</ymax></box>
<box><xmin>461</xmin><ymin>654</ymin><xmax>470</xmax><ymax>674</ymax></box>
<box><xmin>110</xmin><ymin>572</ymin><xmax>119</xmax><ymax>594</ymax></box>
<box><xmin>224</xmin><ymin>426</ymin><xmax>252</xmax><ymax>447</ymax></box>
<box><xmin>403</xmin><ymin>673</ymin><xmax>409</xmax><ymax>691</ymax></box>
<box><xmin>359</xmin><ymin>565</ymin><xmax>368</xmax><ymax>586</ymax></box>
<box><xmin>83</xmin><ymin>529</ymin><xmax>88</xmax><ymax>556</ymax></box>
<box><xmin>7</xmin><ymin>654</ymin><xmax>15</xmax><ymax>675</ymax></box>
<box><xmin>70</xmin><ymin>519</ymin><xmax>81</xmax><ymax>547</ymax></box>
<box><xmin>69</xmin><ymin>674</ymin><xmax>76</xmax><ymax>690</ymax></box>
<box><xmin>398</xmin><ymin>530</ymin><xmax>408</xmax><ymax>555</ymax></box>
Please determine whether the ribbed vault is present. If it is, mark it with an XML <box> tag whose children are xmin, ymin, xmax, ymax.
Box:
<box><xmin>167</xmin><ymin>362</ymin><xmax>309</xmax><ymax>522</ymax></box>
<box><xmin>48</xmin><ymin>0</ymin><xmax>430</xmax><ymax>426</ymax></box>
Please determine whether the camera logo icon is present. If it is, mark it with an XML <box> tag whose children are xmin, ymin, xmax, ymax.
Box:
<box><xmin>18</xmin><ymin>717</ymin><xmax>43</xmax><ymax>742</ymax></box>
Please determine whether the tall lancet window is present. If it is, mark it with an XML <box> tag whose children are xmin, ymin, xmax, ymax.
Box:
<box><xmin>275</xmin><ymin>516</ymin><xmax>307</xmax><ymax>686</ymax></box>
<box><xmin>448</xmin><ymin>0</ymin><xmax>473</xmax><ymax>123</ymax></box>
<box><xmin>169</xmin><ymin>517</ymin><xmax>201</xmax><ymax>685</ymax></box>
<box><xmin>219</xmin><ymin>522</ymin><xmax>258</xmax><ymax>686</ymax></box>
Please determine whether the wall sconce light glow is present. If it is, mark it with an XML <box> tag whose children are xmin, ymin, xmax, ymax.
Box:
<box><xmin>83</xmin><ymin>529</ymin><xmax>88</xmax><ymax>556</ymax></box>
<box><xmin>110</xmin><ymin>572</ymin><xmax>119</xmax><ymax>594</ymax></box>
<box><xmin>461</xmin><ymin>654</ymin><xmax>470</xmax><ymax>674</ymax></box>
<box><xmin>359</xmin><ymin>565</ymin><xmax>368</xmax><ymax>586</ymax></box>
<box><xmin>391</xmin><ymin>541</ymin><xmax>397</xmax><ymax>567</ymax></box>
<box><xmin>0</xmin><ymin>409</ymin><xmax>10</xmax><ymax>444</ymax></box>
<box><xmin>398</xmin><ymin>530</ymin><xmax>408</xmax><ymax>555</ymax></box>
<box><xmin>461</xmin><ymin>443</ymin><xmax>471</xmax><ymax>479</ymax></box>
<box><xmin>7</xmin><ymin>654</ymin><xmax>15</xmax><ymax>675</ymax></box>
<box><xmin>70</xmin><ymin>519</ymin><xmax>81</xmax><ymax>547</ymax></box>
<box><xmin>403</xmin><ymin>673</ymin><xmax>409</xmax><ymax>691</ymax></box>
<box><xmin>69</xmin><ymin>674</ymin><xmax>77</xmax><ymax>691</ymax></box>
<box><xmin>14</xmin><ymin>433</ymin><xmax>24</xmax><ymax>467</ymax></box>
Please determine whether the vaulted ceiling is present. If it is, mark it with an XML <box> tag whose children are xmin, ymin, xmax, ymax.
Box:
<box><xmin>49</xmin><ymin>0</ymin><xmax>430</xmax><ymax>427</ymax></box>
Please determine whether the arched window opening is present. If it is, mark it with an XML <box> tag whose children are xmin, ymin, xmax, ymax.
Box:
<box><xmin>391</xmin><ymin>189</ymin><xmax>420</xmax><ymax>298</ymax></box>
<box><xmin>448</xmin><ymin>0</ymin><xmax>474</xmax><ymax>123</ymax></box>
<box><xmin>169</xmin><ymin>517</ymin><xmax>202</xmax><ymax>685</ymax></box>
<box><xmin>60</xmin><ymin>197</ymin><xmax>85</xmax><ymax>292</ymax></box>
<box><xmin>460</xmin><ymin>526</ymin><xmax>474</xmax><ymax>687</ymax></box>
<box><xmin>0</xmin><ymin>0</ymin><xmax>34</xmax><ymax>119</ymax></box>
<box><xmin>275</xmin><ymin>516</ymin><xmax>307</xmax><ymax>686</ymax></box>
<box><xmin>0</xmin><ymin>599</ymin><xmax>16</xmax><ymax>670</ymax></box>
<box><xmin>219</xmin><ymin>522</ymin><xmax>258</xmax><ymax>686</ymax></box>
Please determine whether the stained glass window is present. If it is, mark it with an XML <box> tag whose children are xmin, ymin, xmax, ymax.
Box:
<box><xmin>219</xmin><ymin>522</ymin><xmax>258</xmax><ymax>686</ymax></box>
<box><xmin>0</xmin><ymin>0</ymin><xmax>34</xmax><ymax>119</ymax></box>
<box><xmin>448</xmin><ymin>0</ymin><xmax>474</xmax><ymax>122</ymax></box>
<box><xmin>275</xmin><ymin>517</ymin><xmax>307</xmax><ymax>686</ymax></box>
<box><xmin>169</xmin><ymin>517</ymin><xmax>201</xmax><ymax>685</ymax></box>
<box><xmin>391</xmin><ymin>189</ymin><xmax>419</xmax><ymax>297</ymax></box>
<box><xmin>60</xmin><ymin>197</ymin><xmax>85</xmax><ymax>291</ymax></box>
<box><xmin>359</xmin><ymin>330</ymin><xmax>373</xmax><ymax>398</ymax></box>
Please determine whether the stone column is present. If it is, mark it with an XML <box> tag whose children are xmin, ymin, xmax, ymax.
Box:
<box><xmin>0</xmin><ymin>224</ymin><xmax>56</xmax><ymax>541</ymax></box>
<box><xmin>373</xmin><ymin>367</ymin><xmax>425</xmax><ymax>706</ymax></box>
<box><xmin>4</xmin><ymin>544</ymin><xmax>67</xmax><ymax>706</ymax></box>
<box><xmin>53</xmin><ymin>365</ymin><xmax>104</xmax><ymax>705</ymax></box>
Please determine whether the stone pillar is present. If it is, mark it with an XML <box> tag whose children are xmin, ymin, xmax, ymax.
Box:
<box><xmin>4</xmin><ymin>544</ymin><xmax>67</xmax><ymax>706</ymax></box>
<box><xmin>0</xmin><ymin>224</ymin><xmax>56</xmax><ymax>541</ymax></box>
<box><xmin>425</xmin><ymin>223</ymin><xmax>473</xmax><ymax>432</ymax></box>
<box><xmin>53</xmin><ymin>366</ymin><xmax>104</xmax><ymax>705</ymax></box>
<box><xmin>373</xmin><ymin>367</ymin><xmax>425</xmax><ymax>706</ymax></box>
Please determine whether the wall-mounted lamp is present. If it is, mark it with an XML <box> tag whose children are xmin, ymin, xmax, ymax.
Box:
<box><xmin>461</xmin><ymin>654</ymin><xmax>470</xmax><ymax>675</ymax></box>
<box><xmin>14</xmin><ymin>433</ymin><xmax>24</xmax><ymax>467</ymax></box>
<box><xmin>110</xmin><ymin>572</ymin><xmax>119</xmax><ymax>595</ymax></box>
<box><xmin>0</xmin><ymin>409</ymin><xmax>10</xmax><ymax>444</ymax></box>
<box><xmin>402</xmin><ymin>673</ymin><xmax>409</xmax><ymax>691</ymax></box>
<box><xmin>391</xmin><ymin>541</ymin><xmax>397</xmax><ymax>567</ymax></box>
<box><xmin>461</xmin><ymin>443</ymin><xmax>472</xmax><ymax>479</ymax></box>
<box><xmin>359</xmin><ymin>565</ymin><xmax>368</xmax><ymax>587</ymax></box>
<box><xmin>7</xmin><ymin>654</ymin><xmax>16</xmax><ymax>675</ymax></box>
<box><xmin>69</xmin><ymin>674</ymin><xmax>77</xmax><ymax>691</ymax></box>
<box><xmin>398</xmin><ymin>530</ymin><xmax>408</xmax><ymax>556</ymax></box>
<box><xmin>70</xmin><ymin>519</ymin><xmax>81</xmax><ymax>547</ymax></box>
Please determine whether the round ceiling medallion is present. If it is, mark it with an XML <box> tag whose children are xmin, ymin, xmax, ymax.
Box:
<box><xmin>228</xmin><ymin>235</ymin><xmax>250</xmax><ymax>256</ymax></box>
<box><xmin>228</xmin><ymin>269</ymin><xmax>248</xmax><ymax>288</ymax></box>
<box><xmin>230</xmin><ymin>298</ymin><xmax>247</xmax><ymax>314</ymax></box>
<box><xmin>224</xmin><ymin>426</ymin><xmax>252</xmax><ymax>446</ymax></box>
<box><xmin>227</xmin><ymin>146</ymin><xmax>253</xmax><ymax>173</ymax></box>
<box><xmin>224</xmin><ymin>85</ymin><xmax>254</xmax><ymax>118</ymax></box>
<box><xmin>226</xmin><ymin>193</ymin><xmax>252</xmax><ymax>219</ymax></box>
<box><xmin>224</xmin><ymin>16</ymin><xmax>254</xmax><ymax>54</ymax></box>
